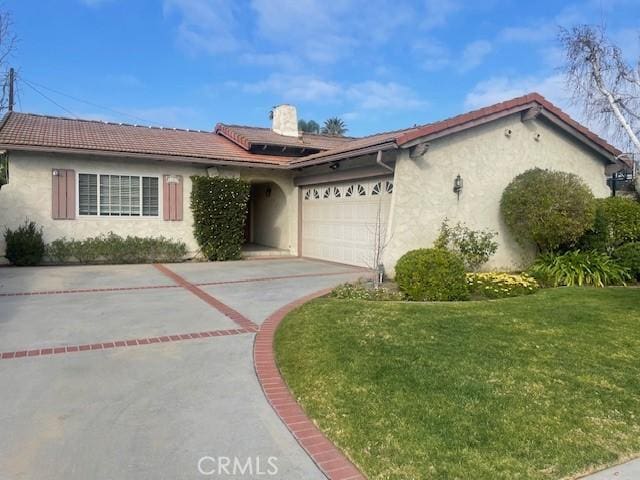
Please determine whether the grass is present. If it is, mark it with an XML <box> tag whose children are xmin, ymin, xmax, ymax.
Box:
<box><xmin>275</xmin><ymin>288</ymin><xmax>640</xmax><ymax>480</ymax></box>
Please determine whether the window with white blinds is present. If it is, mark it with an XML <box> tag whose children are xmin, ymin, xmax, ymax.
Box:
<box><xmin>78</xmin><ymin>174</ymin><xmax>159</xmax><ymax>216</ymax></box>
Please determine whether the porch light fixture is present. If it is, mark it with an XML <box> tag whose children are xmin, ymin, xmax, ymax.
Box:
<box><xmin>453</xmin><ymin>174</ymin><xmax>463</xmax><ymax>200</ymax></box>
<box><xmin>265</xmin><ymin>186</ymin><xmax>272</xmax><ymax>198</ymax></box>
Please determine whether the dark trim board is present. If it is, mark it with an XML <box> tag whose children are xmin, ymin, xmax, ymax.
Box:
<box><xmin>294</xmin><ymin>164</ymin><xmax>395</xmax><ymax>187</ymax></box>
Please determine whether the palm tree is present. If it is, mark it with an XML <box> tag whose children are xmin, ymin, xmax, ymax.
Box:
<box><xmin>321</xmin><ymin>117</ymin><xmax>348</xmax><ymax>136</ymax></box>
<box><xmin>298</xmin><ymin>119</ymin><xmax>320</xmax><ymax>134</ymax></box>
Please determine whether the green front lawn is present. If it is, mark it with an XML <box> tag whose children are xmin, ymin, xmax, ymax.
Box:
<box><xmin>275</xmin><ymin>288</ymin><xmax>640</xmax><ymax>480</ymax></box>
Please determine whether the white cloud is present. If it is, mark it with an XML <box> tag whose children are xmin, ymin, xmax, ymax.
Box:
<box><xmin>421</xmin><ymin>0</ymin><xmax>459</xmax><ymax>30</ymax></box>
<box><xmin>163</xmin><ymin>0</ymin><xmax>241</xmax><ymax>54</ymax></box>
<box><xmin>232</xmin><ymin>74</ymin><xmax>426</xmax><ymax>112</ymax></box>
<box><xmin>414</xmin><ymin>38</ymin><xmax>492</xmax><ymax>72</ymax></box>
<box><xmin>346</xmin><ymin>81</ymin><xmax>427</xmax><ymax>110</ymax></box>
<box><xmin>464</xmin><ymin>74</ymin><xmax>571</xmax><ymax>111</ymax></box>
<box><xmin>413</xmin><ymin>39</ymin><xmax>451</xmax><ymax>71</ymax></box>
<box><xmin>459</xmin><ymin>40</ymin><xmax>492</xmax><ymax>72</ymax></box>
<box><xmin>163</xmin><ymin>0</ymin><xmax>443</xmax><ymax>66</ymax></box>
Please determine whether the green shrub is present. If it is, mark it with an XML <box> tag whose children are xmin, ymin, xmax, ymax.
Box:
<box><xmin>330</xmin><ymin>282</ymin><xmax>405</xmax><ymax>301</ymax></box>
<box><xmin>500</xmin><ymin>168</ymin><xmax>596</xmax><ymax>252</ymax></box>
<box><xmin>190</xmin><ymin>176</ymin><xmax>250</xmax><ymax>261</ymax></box>
<box><xmin>466</xmin><ymin>272</ymin><xmax>539</xmax><ymax>299</ymax></box>
<box><xmin>578</xmin><ymin>197</ymin><xmax>640</xmax><ymax>253</ymax></box>
<box><xmin>45</xmin><ymin>234</ymin><xmax>187</xmax><ymax>264</ymax></box>
<box><xmin>4</xmin><ymin>220</ymin><xmax>45</xmax><ymax>266</ymax></box>
<box><xmin>434</xmin><ymin>219</ymin><xmax>498</xmax><ymax>271</ymax></box>
<box><xmin>528</xmin><ymin>250</ymin><xmax>629</xmax><ymax>287</ymax></box>
<box><xmin>45</xmin><ymin>238</ymin><xmax>75</xmax><ymax>263</ymax></box>
<box><xmin>612</xmin><ymin>242</ymin><xmax>640</xmax><ymax>281</ymax></box>
<box><xmin>395</xmin><ymin>248</ymin><xmax>468</xmax><ymax>301</ymax></box>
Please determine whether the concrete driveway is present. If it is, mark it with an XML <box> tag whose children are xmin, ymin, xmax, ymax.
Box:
<box><xmin>0</xmin><ymin>258</ymin><xmax>365</xmax><ymax>480</ymax></box>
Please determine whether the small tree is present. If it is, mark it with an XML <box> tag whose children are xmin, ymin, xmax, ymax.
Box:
<box><xmin>298</xmin><ymin>119</ymin><xmax>320</xmax><ymax>133</ymax></box>
<box><xmin>365</xmin><ymin>194</ymin><xmax>392</xmax><ymax>287</ymax></box>
<box><xmin>500</xmin><ymin>168</ymin><xmax>596</xmax><ymax>252</ymax></box>
<box><xmin>434</xmin><ymin>219</ymin><xmax>498</xmax><ymax>271</ymax></box>
<box><xmin>321</xmin><ymin>117</ymin><xmax>347</xmax><ymax>136</ymax></box>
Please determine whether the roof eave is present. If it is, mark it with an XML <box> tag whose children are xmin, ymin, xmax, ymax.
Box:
<box><xmin>396</xmin><ymin>102</ymin><xmax>619</xmax><ymax>164</ymax></box>
<box><xmin>0</xmin><ymin>144</ymin><xmax>290</xmax><ymax>169</ymax></box>
<box><xmin>289</xmin><ymin>141</ymin><xmax>398</xmax><ymax>169</ymax></box>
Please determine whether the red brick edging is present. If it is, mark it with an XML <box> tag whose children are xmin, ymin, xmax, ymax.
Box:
<box><xmin>153</xmin><ymin>264</ymin><xmax>259</xmax><ymax>331</ymax></box>
<box><xmin>254</xmin><ymin>289</ymin><xmax>366</xmax><ymax>480</ymax></box>
<box><xmin>0</xmin><ymin>327</ymin><xmax>252</xmax><ymax>361</ymax></box>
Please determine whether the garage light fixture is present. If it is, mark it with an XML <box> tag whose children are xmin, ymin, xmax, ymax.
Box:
<box><xmin>453</xmin><ymin>174</ymin><xmax>463</xmax><ymax>200</ymax></box>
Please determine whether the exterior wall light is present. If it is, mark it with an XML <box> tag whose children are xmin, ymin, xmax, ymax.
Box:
<box><xmin>265</xmin><ymin>186</ymin><xmax>272</xmax><ymax>198</ymax></box>
<box><xmin>453</xmin><ymin>174</ymin><xmax>463</xmax><ymax>200</ymax></box>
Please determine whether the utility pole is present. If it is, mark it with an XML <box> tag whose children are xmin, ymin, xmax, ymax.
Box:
<box><xmin>8</xmin><ymin>67</ymin><xmax>14</xmax><ymax>112</ymax></box>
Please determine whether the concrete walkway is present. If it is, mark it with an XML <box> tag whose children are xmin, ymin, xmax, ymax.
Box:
<box><xmin>582</xmin><ymin>458</ymin><xmax>640</xmax><ymax>479</ymax></box>
<box><xmin>0</xmin><ymin>258</ymin><xmax>366</xmax><ymax>480</ymax></box>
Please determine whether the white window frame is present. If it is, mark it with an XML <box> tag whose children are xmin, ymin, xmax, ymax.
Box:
<box><xmin>76</xmin><ymin>171</ymin><xmax>162</xmax><ymax>219</ymax></box>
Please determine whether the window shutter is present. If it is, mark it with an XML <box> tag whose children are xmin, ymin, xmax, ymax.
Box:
<box><xmin>163</xmin><ymin>175</ymin><xmax>183</xmax><ymax>221</ymax></box>
<box><xmin>52</xmin><ymin>169</ymin><xmax>76</xmax><ymax>219</ymax></box>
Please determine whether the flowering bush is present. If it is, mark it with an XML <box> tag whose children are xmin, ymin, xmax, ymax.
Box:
<box><xmin>466</xmin><ymin>272</ymin><xmax>539</xmax><ymax>299</ymax></box>
<box><xmin>330</xmin><ymin>283</ymin><xmax>405</xmax><ymax>301</ymax></box>
<box><xmin>434</xmin><ymin>220</ymin><xmax>498</xmax><ymax>271</ymax></box>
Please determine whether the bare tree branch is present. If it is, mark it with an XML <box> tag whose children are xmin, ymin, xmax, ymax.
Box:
<box><xmin>559</xmin><ymin>25</ymin><xmax>640</xmax><ymax>156</ymax></box>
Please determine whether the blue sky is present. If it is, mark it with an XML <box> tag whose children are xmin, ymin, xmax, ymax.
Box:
<box><xmin>6</xmin><ymin>0</ymin><xmax>640</xmax><ymax>136</ymax></box>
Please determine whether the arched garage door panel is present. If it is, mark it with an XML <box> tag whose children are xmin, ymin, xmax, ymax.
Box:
<box><xmin>301</xmin><ymin>177</ymin><xmax>393</xmax><ymax>267</ymax></box>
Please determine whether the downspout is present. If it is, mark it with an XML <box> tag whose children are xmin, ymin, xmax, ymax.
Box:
<box><xmin>376</xmin><ymin>150</ymin><xmax>394</xmax><ymax>173</ymax></box>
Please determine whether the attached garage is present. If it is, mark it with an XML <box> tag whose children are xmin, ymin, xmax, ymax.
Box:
<box><xmin>301</xmin><ymin>177</ymin><xmax>394</xmax><ymax>267</ymax></box>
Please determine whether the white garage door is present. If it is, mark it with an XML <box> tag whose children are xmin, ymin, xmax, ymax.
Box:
<box><xmin>301</xmin><ymin>177</ymin><xmax>393</xmax><ymax>267</ymax></box>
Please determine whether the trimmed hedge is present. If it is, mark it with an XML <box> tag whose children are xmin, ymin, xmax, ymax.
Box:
<box><xmin>613</xmin><ymin>242</ymin><xmax>640</xmax><ymax>281</ymax></box>
<box><xmin>500</xmin><ymin>168</ymin><xmax>595</xmax><ymax>252</ymax></box>
<box><xmin>4</xmin><ymin>220</ymin><xmax>45</xmax><ymax>266</ymax></box>
<box><xmin>45</xmin><ymin>233</ymin><xmax>187</xmax><ymax>264</ymax></box>
<box><xmin>579</xmin><ymin>197</ymin><xmax>640</xmax><ymax>253</ymax></box>
<box><xmin>190</xmin><ymin>176</ymin><xmax>250</xmax><ymax>261</ymax></box>
<box><xmin>395</xmin><ymin>248</ymin><xmax>468</xmax><ymax>301</ymax></box>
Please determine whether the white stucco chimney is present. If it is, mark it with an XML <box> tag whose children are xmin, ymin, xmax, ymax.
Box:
<box><xmin>271</xmin><ymin>104</ymin><xmax>298</xmax><ymax>137</ymax></box>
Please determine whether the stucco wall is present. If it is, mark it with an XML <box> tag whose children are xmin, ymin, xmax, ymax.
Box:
<box><xmin>239</xmin><ymin>169</ymin><xmax>297</xmax><ymax>254</ymax></box>
<box><xmin>0</xmin><ymin>152</ymin><xmax>297</xmax><ymax>260</ymax></box>
<box><xmin>0</xmin><ymin>151</ymin><xmax>209</xmax><ymax>257</ymax></box>
<box><xmin>384</xmin><ymin>113</ymin><xmax>611</xmax><ymax>273</ymax></box>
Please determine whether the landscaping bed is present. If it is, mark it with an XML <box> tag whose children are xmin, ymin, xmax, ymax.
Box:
<box><xmin>275</xmin><ymin>288</ymin><xmax>640</xmax><ymax>480</ymax></box>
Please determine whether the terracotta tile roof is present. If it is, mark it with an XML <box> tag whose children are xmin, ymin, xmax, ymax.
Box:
<box><xmin>0</xmin><ymin>113</ymin><xmax>291</xmax><ymax>166</ymax></box>
<box><xmin>293</xmin><ymin>92</ymin><xmax>620</xmax><ymax>165</ymax></box>
<box><xmin>0</xmin><ymin>93</ymin><xmax>620</xmax><ymax>170</ymax></box>
<box><xmin>215</xmin><ymin>123</ymin><xmax>353</xmax><ymax>151</ymax></box>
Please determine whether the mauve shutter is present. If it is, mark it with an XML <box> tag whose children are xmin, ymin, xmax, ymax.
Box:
<box><xmin>66</xmin><ymin>170</ymin><xmax>76</xmax><ymax>219</ymax></box>
<box><xmin>162</xmin><ymin>175</ymin><xmax>170</xmax><ymax>220</ymax></box>
<box><xmin>162</xmin><ymin>175</ymin><xmax>183</xmax><ymax>221</ymax></box>
<box><xmin>174</xmin><ymin>176</ymin><xmax>183</xmax><ymax>221</ymax></box>
<box><xmin>52</xmin><ymin>169</ymin><xmax>76</xmax><ymax>219</ymax></box>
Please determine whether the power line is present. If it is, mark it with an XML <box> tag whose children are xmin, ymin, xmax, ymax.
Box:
<box><xmin>21</xmin><ymin>78</ymin><xmax>79</xmax><ymax>118</ymax></box>
<box><xmin>19</xmin><ymin>76</ymin><xmax>161</xmax><ymax>126</ymax></box>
